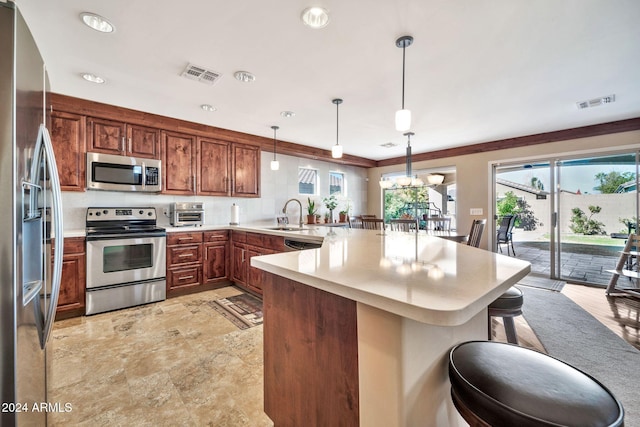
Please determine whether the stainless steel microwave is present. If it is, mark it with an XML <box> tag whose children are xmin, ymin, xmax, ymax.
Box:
<box><xmin>86</xmin><ymin>152</ymin><xmax>161</xmax><ymax>192</ymax></box>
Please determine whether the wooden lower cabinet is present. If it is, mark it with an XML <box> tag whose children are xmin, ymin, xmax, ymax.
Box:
<box><xmin>231</xmin><ymin>231</ymin><xmax>285</xmax><ymax>295</ymax></box>
<box><xmin>55</xmin><ymin>237</ymin><xmax>86</xmax><ymax>319</ymax></box>
<box><xmin>166</xmin><ymin>230</ymin><xmax>229</xmax><ymax>297</ymax></box>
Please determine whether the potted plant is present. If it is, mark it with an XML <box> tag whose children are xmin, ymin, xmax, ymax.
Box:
<box><xmin>324</xmin><ymin>212</ymin><xmax>331</xmax><ymax>223</ymax></box>
<box><xmin>339</xmin><ymin>202</ymin><xmax>350</xmax><ymax>223</ymax></box>
<box><xmin>306</xmin><ymin>198</ymin><xmax>318</xmax><ymax>224</ymax></box>
<box><xmin>323</xmin><ymin>195</ymin><xmax>338</xmax><ymax>223</ymax></box>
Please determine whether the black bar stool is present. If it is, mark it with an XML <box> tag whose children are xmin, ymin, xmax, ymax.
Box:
<box><xmin>449</xmin><ymin>341</ymin><xmax>624</xmax><ymax>427</ymax></box>
<box><xmin>488</xmin><ymin>286</ymin><xmax>523</xmax><ymax>344</ymax></box>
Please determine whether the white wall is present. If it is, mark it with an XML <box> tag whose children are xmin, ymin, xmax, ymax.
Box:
<box><xmin>62</xmin><ymin>151</ymin><xmax>368</xmax><ymax>231</ymax></box>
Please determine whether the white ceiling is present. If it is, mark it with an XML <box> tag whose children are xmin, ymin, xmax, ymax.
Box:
<box><xmin>18</xmin><ymin>0</ymin><xmax>640</xmax><ymax>161</ymax></box>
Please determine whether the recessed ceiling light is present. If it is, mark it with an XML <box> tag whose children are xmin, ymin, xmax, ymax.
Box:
<box><xmin>201</xmin><ymin>104</ymin><xmax>216</xmax><ymax>112</ymax></box>
<box><xmin>380</xmin><ymin>142</ymin><xmax>397</xmax><ymax>148</ymax></box>
<box><xmin>301</xmin><ymin>7</ymin><xmax>330</xmax><ymax>29</ymax></box>
<box><xmin>234</xmin><ymin>71</ymin><xmax>256</xmax><ymax>83</ymax></box>
<box><xmin>81</xmin><ymin>73</ymin><xmax>105</xmax><ymax>84</ymax></box>
<box><xmin>280</xmin><ymin>111</ymin><xmax>296</xmax><ymax>118</ymax></box>
<box><xmin>80</xmin><ymin>12</ymin><xmax>115</xmax><ymax>33</ymax></box>
<box><xmin>576</xmin><ymin>94</ymin><xmax>616</xmax><ymax>109</ymax></box>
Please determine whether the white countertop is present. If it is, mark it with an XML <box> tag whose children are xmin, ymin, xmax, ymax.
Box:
<box><xmin>251</xmin><ymin>228</ymin><xmax>531</xmax><ymax>326</ymax></box>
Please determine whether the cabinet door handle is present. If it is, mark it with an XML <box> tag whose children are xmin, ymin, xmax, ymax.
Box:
<box><xmin>178</xmin><ymin>237</ymin><xmax>194</xmax><ymax>240</ymax></box>
<box><xmin>121</xmin><ymin>136</ymin><xmax>126</xmax><ymax>152</ymax></box>
<box><xmin>128</xmin><ymin>137</ymin><xmax>132</xmax><ymax>153</ymax></box>
<box><xmin>178</xmin><ymin>253</ymin><xmax>193</xmax><ymax>258</ymax></box>
<box><xmin>242</xmin><ymin>249</ymin><xmax>245</xmax><ymax>263</ymax></box>
<box><xmin>193</xmin><ymin>175</ymin><xmax>196</xmax><ymax>193</ymax></box>
<box><xmin>178</xmin><ymin>275</ymin><xmax>194</xmax><ymax>280</ymax></box>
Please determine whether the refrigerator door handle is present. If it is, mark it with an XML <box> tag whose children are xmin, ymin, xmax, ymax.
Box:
<box><xmin>39</xmin><ymin>124</ymin><xmax>64</xmax><ymax>348</ymax></box>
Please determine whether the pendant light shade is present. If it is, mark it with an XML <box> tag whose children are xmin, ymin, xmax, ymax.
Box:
<box><xmin>395</xmin><ymin>35</ymin><xmax>413</xmax><ymax>132</ymax></box>
<box><xmin>270</xmin><ymin>125</ymin><xmax>280</xmax><ymax>171</ymax></box>
<box><xmin>332</xmin><ymin>98</ymin><xmax>343</xmax><ymax>159</ymax></box>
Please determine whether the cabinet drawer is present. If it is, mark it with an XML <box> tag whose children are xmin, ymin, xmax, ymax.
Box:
<box><xmin>167</xmin><ymin>232</ymin><xmax>203</xmax><ymax>245</ymax></box>
<box><xmin>168</xmin><ymin>266</ymin><xmax>202</xmax><ymax>289</ymax></box>
<box><xmin>167</xmin><ymin>245</ymin><xmax>202</xmax><ymax>266</ymax></box>
<box><xmin>231</xmin><ymin>230</ymin><xmax>246</xmax><ymax>243</ymax></box>
<box><xmin>246</xmin><ymin>232</ymin><xmax>264</xmax><ymax>247</ymax></box>
<box><xmin>204</xmin><ymin>230</ymin><xmax>228</xmax><ymax>242</ymax></box>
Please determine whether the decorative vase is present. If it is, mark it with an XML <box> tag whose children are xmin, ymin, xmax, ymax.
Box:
<box><xmin>307</xmin><ymin>214</ymin><xmax>316</xmax><ymax>224</ymax></box>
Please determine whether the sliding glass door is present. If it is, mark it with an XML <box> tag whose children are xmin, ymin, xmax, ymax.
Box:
<box><xmin>494</xmin><ymin>151</ymin><xmax>639</xmax><ymax>287</ymax></box>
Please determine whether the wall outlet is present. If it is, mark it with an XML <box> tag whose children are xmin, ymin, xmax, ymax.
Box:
<box><xmin>163</xmin><ymin>207</ymin><xmax>169</xmax><ymax>216</ymax></box>
<box><xmin>470</xmin><ymin>208</ymin><xmax>483</xmax><ymax>216</ymax></box>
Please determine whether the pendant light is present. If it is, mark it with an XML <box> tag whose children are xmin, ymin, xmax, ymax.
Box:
<box><xmin>332</xmin><ymin>98</ymin><xmax>343</xmax><ymax>159</ymax></box>
<box><xmin>270</xmin><ymin>125</ymin><xmax>280</xmax><ymax>171</ymax></box>
<box><xmin>395</xmin><ymin>35</ymin><xmax>413</xmax><ymax>132</ymax></box>
<box><xmin>397</xmin><ymin>132</ymin><xmax>415</xmax><ymax>187</ymax></box>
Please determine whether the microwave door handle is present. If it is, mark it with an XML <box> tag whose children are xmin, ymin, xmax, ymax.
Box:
<box><xmin>39</xmin><ymin>125</ymin><xmax>64</xmax><ymax>349</ymax></box>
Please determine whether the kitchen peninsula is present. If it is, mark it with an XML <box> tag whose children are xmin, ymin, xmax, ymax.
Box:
<box><xmin>252</xmin><ymin>228</ymin><xmax>531</xmax><ymax>427</ymax></box>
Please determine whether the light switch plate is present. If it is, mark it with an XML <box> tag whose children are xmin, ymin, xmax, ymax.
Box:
<box><xmin>470</xmin><ymin>208</ymin><xmax>483</xmax><ymax>215</ymax></box>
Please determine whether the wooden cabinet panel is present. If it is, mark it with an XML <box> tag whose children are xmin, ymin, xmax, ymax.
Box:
<box><xmin>88</xmin><ymin>117</ymin><xmax>126</xmax><ymax>155</ymax></box>
<box><xmin>167</xmin><ymin>266</ymin><xmax>202</xmax><ymax>291</ymax></box>
<box><xmin>49</xmin><ymin>111</ymin><xmax>86</xmax><ymax>191</ymax></box>
<box><xmin>128</xmin><ymin>124</ymin><xmax>160</xmax><ymax>159</ymax></box>
<box><xmin>166</xmin><ymin>232</ymin><xmax>203</xmax><ymax>246</ymax></box>
<box><xmin>162</xmin><ymin>131</ymin><xmax>197</xmax><ymax>194</ymax></box>
<box><xmin>204</xmin><ymin>242</ymin><xmax>229</xmax><ymax>284</ymax></box>
<box><xmin>262</xmin><ymin>235</ymin><xmax>285</xmax><ymax>252</ymax></box>
<box><xmin>198</xmin><ymin>138</ymin><xmax>230</xmax><ymax>196</ymax></box>
<box><xmin>204</xmin><ymin>230</ymin><xmax>228</xmax><ymax>243</ymax></box>
<box><xmin>55</xmin><ymin>237</ymin><xmax>86</xmax><ymax>318</ymax></box>
<box><xmin>168</xmin><ymin>245</ymin><xmax>202</xmax><ymax>266</ymax></box>
<box><xmin>231</xmin><ymin>143</ymin><xmax>260</xmax><ymax>197</ymax></box>
<box><xmin>231</xmin><ymin>242</ymin><xmax>247</xmax><ymax>285</ymax></box>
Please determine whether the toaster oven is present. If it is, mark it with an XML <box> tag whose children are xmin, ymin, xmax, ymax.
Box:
<box><xmin>170</xmin><ymin>202</ymin><xmax>205</xmax><ymax>227</ymax></box>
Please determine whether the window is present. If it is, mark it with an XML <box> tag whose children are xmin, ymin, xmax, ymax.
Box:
<box><xmin>298</xmin><ymin>167</ymin><xmax>317</xmax><ymax>195</ymax></box>
<box><xmin>329</xmin><ymin>172</ymin><xmax>345</xmax><ymax>195</ymax></box>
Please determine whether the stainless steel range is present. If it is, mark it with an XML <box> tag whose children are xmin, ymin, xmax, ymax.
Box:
<box><xmin>85</xmin><ymin>207</ymin><xmax>166</xmax><ymax>315</ymax></box>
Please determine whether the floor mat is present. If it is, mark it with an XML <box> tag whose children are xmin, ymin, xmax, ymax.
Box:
<box><xmin>517</xmin><ymin>273</ymin><xmax>565</xmax><ymax>292</ymax></box>
<box><xmin>210</xmin><ymin>292</ymin><xmax>263</xmax><ymax>330</ymax></box>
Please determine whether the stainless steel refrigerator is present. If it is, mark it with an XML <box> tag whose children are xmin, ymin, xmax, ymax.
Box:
<box><xmin>0</xmin><ymin>2</ymin><xmax>64</xmax><ymax>425</ymax></box>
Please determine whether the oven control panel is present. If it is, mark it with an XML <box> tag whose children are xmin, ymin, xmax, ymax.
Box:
<box><xmin>86</xmin><ymin>207</ymin><xmax>157</xmax><ymax>221</ymax></box>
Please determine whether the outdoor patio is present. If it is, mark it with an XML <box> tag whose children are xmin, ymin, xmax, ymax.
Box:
<box><xmin>509</xmin><ymin>240</ymin><xmax>622</xmax><ymax>287</ymax></box>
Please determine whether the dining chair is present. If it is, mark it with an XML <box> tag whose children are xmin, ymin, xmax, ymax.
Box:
<box><xmin>360</xmin><ymin>214</ymin><xmax>377</xmax><ymax>219</ymax></box>
<box><xmin>423</xmin><ymin>216</ymin><xmax>451</xmax><ymax>231</ymax></box>
<box><xmin>362</xmin><ymin>218</ymin><xmax>385</xmax><ymax>231</ymax></box>
<box><xmin>496</xmin><ymin>214</ymin><xmax>517</xmax><ymax>255</ymax></box>
<box><xmin>348</xmin><ymin>216</ymin><xmax>363</xmax><ymax>229</ymax></box>
<box><xmin>467</xmin><ymin>219</ymin><xmax>486</xmax><ymax>248</ymax></box>
<box><xmin>389</xmin><ymin>218</ymin><xmax>418</xmax><ymax>232</ymax></box>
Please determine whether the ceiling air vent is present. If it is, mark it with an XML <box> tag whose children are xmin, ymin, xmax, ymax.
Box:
<box><xmin>181</xmin><ymin>63</ymin><xmax>222</xmax><ymax>86</ymax></box>
<box><xmin>576</xmin><ymin>94</ymin><xmax>615</xmax><ymax>109</ymax></box>
<box><xmin>380</xmin><ymin>142</ymin><xmax>398</xmax><ymax>148</ymax></box>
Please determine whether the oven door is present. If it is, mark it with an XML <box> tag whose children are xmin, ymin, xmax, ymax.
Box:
<box><xmin>86</xmin><ymin>235</ymin><xmax>166</xmax><ymax>288</ymax></box>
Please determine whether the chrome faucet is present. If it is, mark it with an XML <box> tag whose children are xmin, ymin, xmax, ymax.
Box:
<box><xmin>283</xmin><ymin>198</ymin><xmax>303</xmax><ymax>228</ymax></box>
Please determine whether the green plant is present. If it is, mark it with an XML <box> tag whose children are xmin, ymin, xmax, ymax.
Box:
<box><xmin>594</xmin><ymin>171</ymin><xmax>635</xmax><ymax>194</ymax></box>
<box><xmin>569</xmin><ymin>205</ymin><xmax>606</xmax><ymax>235</ymax></box>
<box><xmin>515</xmin><ymin>198</ymin><xmax>540</xmax><ymax>231</ymax></box>
<box><xmin>496</xmin><ymin>191</ymin><xmax>518</xmax><ymax>217</ymax></box>
<box><xmin>323</xmin><ymin>195</ymin><xmax>338</xmax><ymax>211</ymax></box>
<box><xmin>339</xmin><ymin>201</ymin><xmax>351</xmax><ymax>215</ymax></box>
<box><xmin>306</xmin><ymin>197</ymin><xmax>317</xmax><ymax>215</ymax></box>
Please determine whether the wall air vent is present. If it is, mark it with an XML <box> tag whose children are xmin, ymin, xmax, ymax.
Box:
<box><xmin>576</xmin><ymin>94</ymin><xmax>615</xmax><ymax>109</ymax></box>
<box><xmin>181</xmin><ymin>63</ymin><xmax>222</xmax><ymax>85</ymax></box>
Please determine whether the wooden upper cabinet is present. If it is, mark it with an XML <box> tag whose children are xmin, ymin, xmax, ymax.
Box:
<box><xmin>88</xmin><ymin>117</ymin><xmax>160</xmax><ymax>159</ymax></box>
<box><xmin>232</xmin><ymin>143</ymin><xmax>260</xmax><ymax>197</ymax></box>
<box><xmin>88</xmin><ymin>117</ymin><xmax>125</xmax><ymax>155</ymax></box>
<box><xmin>127</xmin><ymin>124</ymin><xmax>160</xmax><ymax>159</ymax></box>
<box><xmin>49</xmin><ymin>111</ymin><xmax>86</xmax><ymax>191</ymax></box>
<box><xmin>198</xmin><ymin>137</ymin><xmax>230</xmax><ymax>196</ymax></box>
<box><xmin>162</xmin><ymin>130</ymin><xmax>197</xmax><ymax>194</ymax></box>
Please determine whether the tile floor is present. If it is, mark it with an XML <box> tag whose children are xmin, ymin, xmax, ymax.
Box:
<box><xmin>48</xmin><ymin>286</ymin><xmax>273</xmax><ymax>427</ymax></box>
